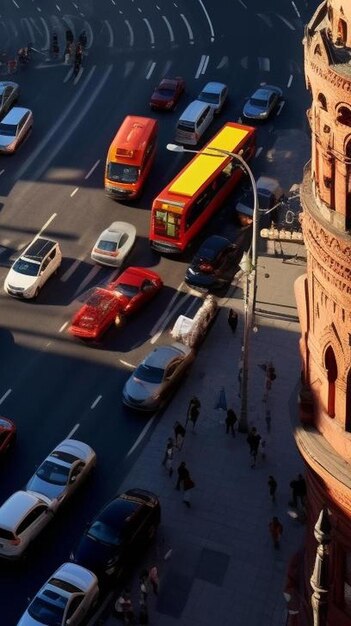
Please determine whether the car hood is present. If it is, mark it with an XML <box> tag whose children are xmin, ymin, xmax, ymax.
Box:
<box><xmin>151</xmin><ymin>91</ymin><xmax>171</xmax><ymax>102</ymax></box>
<box><xmin>185</xmin><ymin>268</ymin><xmax>216</xmax><ymax>287</ymax></box>
<box><xmin>17</xmin><ymin>613</ymin><xmax>44</xmax><ymax>626</ymax></box>
<box><xmin>124</xmin><ymin>377</ymin><xmax>160</xmax><ymax>403</ymax></box>
<box><xmin>75</xmin><ymin>535</ymin><xmax>117</xmax><ymax>574</ymax></box>
<box><xmin>56</xmin><ymin>562</ymin><xmax>97</xmax><ymax>591</ymax></box>
<box><xmin>243</xmin><ymin>101</ymin><xmax>266</xmax><ymax>116</ymax></box>
<box><xmin>25</xmin><ymin>477</ymin><xmax>64</xmax><ymax>502</ymax></box>
<box><xmin>0</xmin><ymin>134</ymin><xmax>15</xmax><ymax>148</ymax></box>
<box><xmin>5</xmin><ymin>269</ymin><xmax>37</xmax><ymax>289</ymax></box>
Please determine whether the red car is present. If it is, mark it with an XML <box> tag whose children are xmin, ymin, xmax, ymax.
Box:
<box><xmin>149</xmin><ymin>77</ymin><xmax>185</xmax><ymax>111</ymax></box>
<box><xmin>0</xmin><ymin>417</ymin><xmax>16</xmax><ymax>455</ymax></box>
<box><xmin>69</xmin><ymin>267</ymin><xmax>163</xmax><ymax>340</ymax></box>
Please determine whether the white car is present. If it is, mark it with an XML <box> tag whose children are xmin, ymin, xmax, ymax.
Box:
<box><xmin>197</xmin><ymin>81</ymin><xmax>228</xmax><ymax>114</ymax></box>
<box><xmin>26</xmin><ymin>439</ymin><xmax>96</xmax><ymax>512</ymax></box>
<box><xmin>91</xmin><ymin>221</ymin><xmax>136</xmax><ymax>267</ymax></box>
<box><xmin>0</xmin><ymin>106</ymin><xmax>32</xmax><ymax>153</ymax></box>
<box><xmin>4</xmin><ymin>237</ymin><xmax>62</xmax><ymax>299</ymax></box>
<box><xmin>0</xmin><ymin>491</ymin><xmax>54</xmax><ymax>559</ymax></box>
<box><xmin>17</xmin><ymin>562</ymin><xmax>99</xmax><ymax>626</ymax></box>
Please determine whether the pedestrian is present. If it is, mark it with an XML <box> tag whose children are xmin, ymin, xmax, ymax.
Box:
<box><xmin>183</xmin><ymin>475</ymin><xmax>195</xmax><ymax>508</ymax></box>
<box><xmin>228</xmin><ymin>308</ymin><xmax>238</xmax><ymax>333</ymax></box>
<box><xmin>265</xmin><ymin>408</ymin><xmax>272</xmax><ymax>433</ymax></box>
<box><xmin>259</xmin><ymin>438</ymin><xmax>267</xmax><ymax>461</ymax></box>
<box><xmin>161</xmin><ymin>437</ymin><xmax>174</xmax><ymax>466</ymax></box>
<box><xmin>148</xmin><ymin>565</ymin><xmax>159</xmax><ymax>595</ymax></box>
<box><xmin>247</xmin><ymin>426</ymin><xmax>261</xmax><ymax>468</ymax></box>
<box><xmin>75</xmin><ymin>41</ymin><xmax>83</xmax><ymax>63</ymax></box>
<box><xmin>115</xmin><ymin>588</ymin><xmax>133</xmax><ymax>622</ymax></box>
<box><xmin>269</xmin><ymin>516</ymin><xmax>283</xmax><ymax>549</ymax></box>
<box><xmin>139</xmin><ymin>569</ymin><xmax>149</xmax><ymax>603</ymax></box>
<box><xmin>186</xmin><ymin>396</ymin><xmax>201</xmax><ymax>430</ymax></box>
<box><xmin>225</xmin><ymin>408</ymin><xmax>237</xmax><ymax>437</ymax></box>
<box><xmin>122</xmin><ymin>591</ymin><xmax>135</xmax><ymax>624</ymax></box>
<box><xmin>174</xmin><ymin>421</ymin><xmax>186</xmax><ymax>450</ymax></box>
<box><xmin>165</xmin><ymin>445</ymin><xmax>174</xmax><ymax>477</ymax></box>
<box><xmin>289</xmin><ymin>473</ymin><xmax>306</xmax><ymax>508</ymax></box>
<box><xmin>175</xmin><ymin>461</ymin><xmax>189</xmax><ymax>490</ymax></box>
<box><xmin>268</xmin><ymin>475</ymin><xmax>277</xmax><ymax>503</ymax></box>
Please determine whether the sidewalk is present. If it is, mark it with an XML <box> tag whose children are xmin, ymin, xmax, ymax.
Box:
<box><xmin>100</xmin><ymin>242</ymin><xmax>307</xmax><ymax>626</ymax></box>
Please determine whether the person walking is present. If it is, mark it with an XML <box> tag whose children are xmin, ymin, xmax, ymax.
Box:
<box><xmin>268</xmin><ymin>475</ymin><xmax>277</xmax><ymax>503</ymax></box>
<box><xmin>174</xmin><ymin>421</ymin><xmax>186</xmax><ymax>450</ymax></box>
<box><xmin>183</xmin><ymin>475</ymin><xmax>195</xmax><ymax>508</ymax></box>
<box><xmin>225</xmin><ymin>408</ymin><xmax>237</xmax><ymax>437</ymax></box>
<box><xmin>228</xmin><ymin>308</ymin><xmax>238</xmax><ymax>333</ymax></box>
<box><xmin>289</xmin><ymin>473</ymin><xmax>307</xmax><ymax>508</ymax></box>
<box><xmin>269</xmin><ymin>516</ymin><xmax>283</xmax><ymax>549</ymax></box>
<box><xmin>115</xmin><ymin>588</ymin><xmax>133</xmax><ymax>623</ymax></box>
<box><xmin>175</xmin><ymin>461</ymin><xmax>189</xmax><ymax>490</ymax></box>
<box><xmin>162</xmin><ymin>437</ymin><xmax>174</xmax><ymax>466</ymax></box>
<box><xmin>139</xmin><ymin>569</ymin><xmax>149</xmax><ymax>603</ymax></box>
<box><xmin>165</xmin><ymin>445</ymin><xmax>174</xmax><ymax>477</ymax></box>
<box><xmin>148</xmin><ymin>565</ymin><xmax>159</xmax><ymax>595</ymax></box>
<box><xmin>247</xmin><ymin>427</ymin><xmax>261</xmax><ymax>468</ymax></box>
<box><xmin>186</xmin><ymin>396</ymin><xmax>201</xmax><ymax>429</ymax></box>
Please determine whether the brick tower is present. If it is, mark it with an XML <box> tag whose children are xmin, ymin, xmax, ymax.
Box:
<box><xmin>293</xmin><ymin>1</ymin><xmax>351</xmax><ymax>624</ymax></box>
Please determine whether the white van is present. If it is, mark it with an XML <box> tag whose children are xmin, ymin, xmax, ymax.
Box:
<box><xmin>175</xmin><ymin>100</ymin><xmax>214</xmax><ymax>146</ymax></box>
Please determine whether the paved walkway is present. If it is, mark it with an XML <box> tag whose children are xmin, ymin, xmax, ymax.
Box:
<box><xmin>99</xmin><ymin>241</ymin><xmax>307</xmax><ymax>626</ymax></box>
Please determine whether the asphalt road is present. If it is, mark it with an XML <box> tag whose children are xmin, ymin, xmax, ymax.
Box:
<box><xmin>0</xmin><ymin>0</ymin><xmax>318</xmax><ymax>623</ymax></box>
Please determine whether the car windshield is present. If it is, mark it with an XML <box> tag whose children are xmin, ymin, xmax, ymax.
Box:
<box><xmin>36</xmin><ymin>460</ymin><xmax>70</xmax><ymax>486</ymax></box>
<box><xmin>249</xmin><ymin>97</ymin><xmax>267</xmax><ymax>108</ymax></box>
<box><xmin>158</xmin><ymin>88</ymin><xmax>175</xmax><ymax>97</ymax></box>
<box><xmin>98</xmin><ymin>239</ymin><xmax>118</xmax><ymax>252</ymax></box>
<box><xmin>28</xmin><ymin>591</ymin><xmax>68</xmax><ymax>625</ymax></box>
<box><xmin>198</xmin><ymin>92</ymin><xmax>219</xmax><ymax>104</ymax></box>
<box><xmin>88</xmin><ymin>520</ymin><xmax>121</xmax><ymax>546</ymax></box>
<box><xmin>114</xmin><ymin>283</ymin><xmax>139</xmax><ymax>297</ymax></box>
<box><xmin>13</xmin><ymin>259</ymin><xmax>40</xmax><ymax>276</ymax></box>
<box><xmin>0</xmin><ymin>123</ymin><xmax>16</xmax><ymax>137</ymax></box>
<box><xmin>107</xmin><ymin>163</ymin><xmax>139</xmax><ymax>183</ymax></box>
<box><xmin>135</xmin><ymin>363</ymin><xmax>164</xmax><ymax>384</ymax></box>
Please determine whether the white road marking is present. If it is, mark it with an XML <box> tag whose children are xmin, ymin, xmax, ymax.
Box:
<box><xmin>124</xmin><ymin>61</ymin><xmax>135</xmax><ymax>77</ymax></box>
<box><xmin>125</xmin><ymin>20</ymin><xmax>134</xmax><ymax>46</ymax></box>
<box><xmin>63</xmin><ymin>67</ymin><xmax>74</xmax><ymax>83</ymax></box>
<box><xmin>22</xmin><ymin>17</ymin><xmax>35</xmax><ymax>44</ymax></box>
<box><xmin>196</xmin><ymin>0</ymin><xmax>215</xmax><ymax>41</ymax></box>
<box><xmin>150</xmin><ymin>292</ymin><xmax>192</xmax><ymax>344</ymax></box>
<box><xmin>258</xmin><ymin>57</ymin><xmax>270</xmax><ymax>71</ymax></box>
<box><xmin>67</xmin><ymin>423</ymin><xmax>80</xmax><ymax>438</ymax></box>
<box><xmin>45</xmin><ymin>341</ymin><xmax>52</xmax><ymax>348</ymax></box>
<box><xmin>291</xmin><ymin>1</ymin><xmax>301</xmax><ymax>18</ymax></box>
<box><xmin>12</xmin><ymin>0</ymin><xmax>19</xmax><ymax>7</ymax></box>
<box><xmin>83</xmin><ymin>20</ymin><xmax>94</xmax><ymax>49</ymax></box>
<box><xmin>56</xmin><ymin>4</ymin><xmax>61</xmax><ymax>11</ymax></box>
<box><xmin>104</xmin><ymin>20</ymin><xmax>114</xmax><ymax>47</ymax></box>
<box><xmin>162</xmin><ymin>15</ymin><xmax>174</xmax><ymax>42</ymax></box>
<box><xmin>195</xmin><ymin>54</ymin><xmax>206</xmax><ymax>79</ymax></box>
<box><xmin>126</xmin><ymin>416</ymin><xmax>156</xmax><ymax>458</ymax></box>
<box><xmin>73</xmin><ymin>265</ymin><xmax>100</xmax><ymax>297</ymax></box>
<box><xmin>150</xmin><ymin>282</ymin><xmax>184</xmax><ymax>335</ymax></box>
<box><xmin>180</xmin><ymin>13</ymin><xmax>194</xmax><ymax>43</ymax></box>
<box><xmin>256</xmin><ymin>13</ymin><xmax>272</xmax><ymax>27</ymax></box>
<box><xmin>85</xmin><ymin>159</ymin><xmax>100</xmax><ymax>180</ymax></box>
<box><xmin>38</xmin><ymin>213</ymin><xmax>57</xmax><ymax>237</ymax></box>
<box><xmin>70</xmin><ymin>187</ymin><xmax>79</xmax><ymax>197</ymax></box>
<box><xmin>143</xmin><ymin>18</ymin><xmax>155</xmax><ymax>47</ymax></box>
<box><xmin>216</xmin><ymin>56</ymin><xmax>228</xmax><ymax>69</ymax></box>
<box><xmin>277</xmin><ymin>14</ymin><xmax>296</xmax><ymax>30</ymax></box>
<box><xmin>61</xmin><ymin>259</ymin><xmax>81</xmax><ymax>283</ymax></box>
<box><xmin>237</xmin><ymin>0</ymin><xmax>247</xmax><ymax>7</ymax></box>
<box><xmin>277</xmin><ymin>101</ymin><xmax>285</xmax><ymax>116</ymax></box>
<box><xmin>287</xmin><ymin>74</ymin><xmax>293</xmax><ymax>88</ymax></box>
<box><xmin>120</xmin><ymin>359</ymin><xmax>136</xmax><ymax>368</ymax></box>
<box><xmin>73</xmin><ymin>67</ymin><xmax>84</xmax><ymax>84</ymax></box>
<box><xmin>0</xmin><ymin>169</ymin><xmax>5</xmax><ymax>176</ymax></box>
<box><xmin>59</xmin><ymin>321</ymin><xmax>68</xmax><ymax>333</ymax></box>
<box><xmin>91</xmin><ymin>395</ymin><xmax>102</xmax><ymax>409</ymax></box>
<box><xmin>201</xmin><ymin>55</ymin><xmax>209</xmax><ymax>74</ymax></box>
<box><xmin>0</xmin><ymin>389</ymin><xmax>12</xmax><ymax>405</ymax></box>
<box><xmin>255</xmin><ymin>146</ymin><xmax>263</xmax><ymax>158</ymax></box>
<box><xmin>146</xmin><ymin>61</ymin><xmax>156</xmax><ymax>80</ymax></box>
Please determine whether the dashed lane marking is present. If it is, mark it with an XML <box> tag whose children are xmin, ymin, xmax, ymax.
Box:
<box><xmin>146</xmin><ymin>61</ymin><xmax>156</xmax><ymax>80</ymax></box>
<box><xmin>61</xmin><ymin>259</ymin><xmax>81</xmax><ymax>283</ymax></box>
<box><xmin>0</xmin><ymin>389</ymin><xmax>12</xmax><ymax>405</ymax></box>
<box><xmin>91</xmin><ymin>395</ymin><xmax>102</xmax><ymax>409</ymax></box>
<box><xmin>255</xmin><ymin>147</ymin><xmax>263</xmax><ymax>158</ymax></box>
<box><xmin>277</xmin><ymin>14</ymin><xmax>296</xmax><ymax>30</ymax></box>
<box><xmin>59</xmin><ymin>321</ymin><xmax>68</xmax><ymax>333</ymax></box>
<box><xmin>104</xmin><ymin>20</ymin><xmax>114</xmax><ymax>47</ymax></box>
<box><xmin>70</xmin><ymin>187</ymin><xmax>79</xmax><ymax>197</ymax></box>
<box><xmin>180</xmin><ymin>13</ymin><xmax>194</xmax><ymax>44</ymax></box>
<box><xmin>143</xmin><ymin>18</ymin><xmax>155</xmax><ymax>47</ymax></box>
<box><xmin>291</xmin><ymin>1</ymin><xmax>301</xmax><ymax>18</ymax></box>
<box><xmin>38</xmin><ymin>213</ymin><xmax>57</xmax><ymax>237</ymax></box>
<box><xmin>67</xmin><ymin>423</ymin><xmax>80</xmax><ymax>438</ymax></box>
<box><xmin>125</xmin><ymin>20</ymin><xmax>134</xmax><ymax>46</ymax></box>
<box><xmin>73</xmin><ymin>264</ymin><xmax>101</xmax><ymax>297</ymax></box>
<box><xmin>73</xmin><ymin>66</ymin><xmax>84</xmax><ymax>84</ymax></box>
<box><xmin>277</xmin><ymin>101</ymin><xmax>285</xmax><ymax>116</ymax></box>
<box><xmin>0</xmin><ymin>169</ymin><xmax>4</xmax><ymax>176</ymax></box>
<box><xmin>258</xmin><ymin>57</ymin><xmax>270</xmax><ymax>71</ymax></box>
<box><xmin>150</xmin><ymin>282</ymin><xmax>184</xmax><ymax>335</ymax></box>
<box><xmin>119</xmin><ymin>360</ymin><xmax>136</xmax><ymax>368</ymax></box>
<box><xmin>162</xmin><ymin>15</ymin><xmax>174</xmax><ymax>43</ymax></box>
<box><xmin>126</xmin><ymin>416</ymin><xmax>156</xmax><ymax>458</ymax></box>
<box><xmin>287</xmin><ymin>74</ymin><xmax>293</xmax><ymax>88</ymax></box>
<box><xmin>195</xmin><ymin>54</ymin><xmax>207</xmax><ymax>79</ymax></box>
<box><xmin>12</xmin><ymin>0</ymin><xmax>19</xmax><ymax>7</ymax></box>
<box><xmin>85</xmin><ymin>159</ymin><xmax>100</xmax><ymax>180</ymax></box>
<box><xmin>237</xmin><ymin>0</ymin><xmax>248</xmax><ymax>7</ymax></box>
<box><xmin>196</xmin><ymin>0</ymin><xmax>215</xmax><ymax>41</ymax></box>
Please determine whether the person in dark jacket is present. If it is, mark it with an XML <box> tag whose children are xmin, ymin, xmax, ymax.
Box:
<box><xmin>186</xmin><ymin>396</ymin><xmax>201</xmax><ymax>430</ymax></box>
<box><xmin>174</xmin><ymin>421</ymin><xmax>186</xmax><ymax>450</ymax></box>
<box><xmin>175</xmin><ymin>461</ymin><xmax>190</xmax><ymax>490</ymax></box>
<box><xmin>225</xmin><ymin>408</ymin><xmax>237</xmax><ymax>437</ymax></box>
<box><xmin>228</xmin><ymin>308</ymin><xmax>238</xmax><ymax>333</ymax></box>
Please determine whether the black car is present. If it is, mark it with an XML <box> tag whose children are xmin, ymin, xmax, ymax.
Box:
<box><xmin>71</xmin><ymin>488</ymin><xmax>160</xmax><ymax>581</ymax></box>
<box><xmin>185</xmin><ymin>235</ymin><xmax>240</xmax><ymax>291</ymax></box>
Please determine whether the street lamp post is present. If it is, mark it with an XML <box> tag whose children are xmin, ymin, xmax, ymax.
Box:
<box><xmin>166</xmin><ymin>143</ymin><xmax>259</xmax><ymax>433</ymax></box>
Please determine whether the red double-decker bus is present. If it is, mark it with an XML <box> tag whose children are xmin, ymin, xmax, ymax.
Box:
<box><xmin>149</xmin><ymin>121</ymin><xmax>256</xmax><ymax>254</ymax></box>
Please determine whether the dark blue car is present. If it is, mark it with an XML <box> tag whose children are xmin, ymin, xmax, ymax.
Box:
<box><xmin>185</xmin><ymin>235</ymin><xmax>240</xmax><ymax>291</ymax></box>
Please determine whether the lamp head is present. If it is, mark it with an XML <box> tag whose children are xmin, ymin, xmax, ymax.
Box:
<box><xmin>166</xmin><ymin>143</ymin><xmax>183</xmax><ymax>153</ymax></box>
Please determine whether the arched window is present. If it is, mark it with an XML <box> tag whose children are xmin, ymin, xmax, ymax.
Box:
<box><xmin>325</xmin><ymin>346</ymin><xmax>337</xmax><ymax>418</ymax></box>
<box><xmin>346</xmin><ymin>370</ymin><xmax>351</xmax><ymax>433</ymax></box>
<box><xmin>314</xmin><ymin>44</ymin><xmax>322</xmax><ymax>56</ymax></box>
<box><xmin>337</xmin><ymin>19</ymin><xmax>347</xmax><ymax>45</ymax></box>
<box><xmin>337</xmin><ymin>106</ymin><xmax>351</xmax><ymax>127</ymax></box>
<box><xmin>318</xmin><ymin>93</ymin><xmax>328</xmax><ymax>111</ymax></box>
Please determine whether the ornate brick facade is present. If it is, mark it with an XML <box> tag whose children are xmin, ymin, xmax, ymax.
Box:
<box><xmin>293</xmin><ymin>1</ymin><xmax>351</xmax><ymax>624</ymax></box>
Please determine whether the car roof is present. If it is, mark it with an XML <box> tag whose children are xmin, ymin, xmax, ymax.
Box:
<box><xmin>23</xmin><ymin>237</ymin><xmax>57</xmax><ymax>261</ymax></box>
<box><xmin>144</xmin><ymin>345</ymin><xmax>184</xmax><ymax>368</ymax></box>
<box><xmin>252</xmin><ymin>88</ymin><xmax>271</xmax><ymax>100</ymax></box>
<box><xmin>1</xmin><ymin>107</ymin><xmax>31</xmax><ymax>125</ymax></box>
<box><xmin>99</xmin><ymin>496</ymin><xmax>139</xmax><ymax>526</ymax></box>
<box><xmin>198</xmin><ymin>235</ymin><xmax>231</xmax><ymax>256</ymax></box>
<box><xmin>159</xmin><ymin>78</ymin><xmax>177</xmax><ymax>88</ymax></box>
<box><xmin>179</xmin><ymin>99</ymin><xmax>210</xmax><ymax>120</ymax></box>
<box><xmin>0</xmin><ymin>491</ymin><xmax>43</xmax><ymax>530</ymax></box>
<box><xmin>200</xmin><ymin>81</ymin><xmax>226</xmax><ymax>94</ymax></box>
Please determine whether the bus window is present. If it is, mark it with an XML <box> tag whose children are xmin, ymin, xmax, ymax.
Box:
<box><xmin>155</xmin><ymin>210</ymin><xmax>181</xmax><ymax>239</ymax></box>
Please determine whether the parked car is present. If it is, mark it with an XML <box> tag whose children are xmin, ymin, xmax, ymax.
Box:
<box><xmin>185</xmin><ymin>235</ymin><xmax>241</xmax><ymax>291</ymax></box>
<box><xmin>0</xmin><ymin>491</ymin><xmax>53</xmax><ymax>559</ymax></box>
<box><xmin>16</xmin><ymin>562</ymin><xmax>99</xmax><ymax>626</ymax></box>
<box><xmin>0</xmin><ymin>81</ymin><xmax>19</xmax><ymax>119</ymax></box>
<box><xmin>235</xmin><ymin>176</ymin><xmax>284</xmax><ymax>226</ymax></box>
<box><xmin>71</xmin><ymin>488</ymin><xmax>161</xmax><ymax>580</ymax></box>
<box><xmin>150</xmin><ymin>77</ymin><xmax>185</xmax><ymax>110</ymax></box>
<box><xmin>4</xmin><ymin>237</ymin><xmax>62</xmax><ymax>299</ymax></box>
<box><xmin>69</xmin><ymin>267</ymin><xmax>162</xmax><ymax>340</ymax></box>
<box><xmin>0</xmin><ymin>106</ymin><xmax>33</xmax><ymax>153</ymax></box>
<box><xmin>197</xmin><ymin>81</ymin><xmax>228</xmax><ymax>114</ymax></box>
<box><xmin>122</xmin><ymin>343</ymin><xmax>195</xmax><ymax>411</ymax></box>
<box><xmin>0</xmin><ymin>417</ymin><xmax>16</xmax><ymax>456</ymax></box>
<box><xmin>26</xmin><ymin>439</ymin><xmax>96</xmax><ymax>512</ymax></box>
<box><xmin>91</xmin><ymin>222</ymin><xmax>136</xmax><ymax>267</ymax></box>
<box><xmin>243</xmin><ymin>85</ymin><xmax>282</xmax><ymax>120</ymax></box>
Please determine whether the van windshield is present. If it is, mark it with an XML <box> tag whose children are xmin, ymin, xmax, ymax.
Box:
<box><xmin>0</xmin><ymin>123</ymin><xmax>16</xmax><ymax>137</ymax></box>
<box><xmin>177</xmin><ymin>121</ymin><xmax>195</xmax><ymax>132</ymax></box>
<box><xmin>107</xmin><ymin>163</ymin><xmax>139</xmax><ymax>183</ymax></box>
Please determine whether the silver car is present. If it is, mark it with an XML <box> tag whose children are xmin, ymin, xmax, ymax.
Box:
<box><xmin>0</xmin><ymin>81</ymin><xmax>20</xmax><ymax>118</ymax></box>
<box><xmin>197</xmin><ymin>81</ymin><xmax>228</xmax><ymax>114</ymax></box>
<box><xmin>26</xmin><ymin>439</ymin><xmax>96</xmax><ymax>512</ymax></box>
<box><xmin>17</xmin><ymin>562</ymin><xmax>99</xmax><ymax>626</ymax></box>
<box><xmin>0</xmin><ymin>106</ymin><xmax>33</xmax><ymax>153</ymax></box>
<box><xmin>91</xmin><ymin>221</ymin><xmax>136</xmax><ymax>267</ymax></box>
<box><xmin>122</xmin><ymin>342</ymin><xmax>195</xmax><ymax>411</ymax></box>
<box><xmin>243</xmin><ymin>85</ymin><xmax>282</xmax><ymax>120</ymax></box>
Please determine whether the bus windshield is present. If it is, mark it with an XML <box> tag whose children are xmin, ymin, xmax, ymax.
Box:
<box><xmin>107</xmin><ymin>163</ymin><xmax>139</xmax><ymax>183</ymax></box>
<box><xmin>154</xmin><ymin>210</ymin><xmax>181</xmax><ymax>239</ymax></box>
